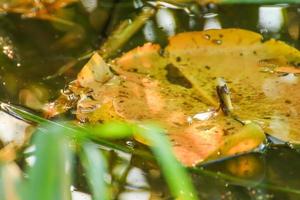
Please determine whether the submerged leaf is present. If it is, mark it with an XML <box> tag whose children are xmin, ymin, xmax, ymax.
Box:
<box><xmin>49</xmin><ymin>28</ymin><xmax>300</xmax><ymax>166</ymax></box>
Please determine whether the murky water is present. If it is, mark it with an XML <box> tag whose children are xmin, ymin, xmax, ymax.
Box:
<box><xmin>1</xmin><ymin>1</ymin><xmax>300</xmax><ymax>199</ymax></box>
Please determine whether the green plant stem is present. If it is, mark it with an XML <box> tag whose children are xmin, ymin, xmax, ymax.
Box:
<box><xmin>25</xmin><ymin>127</ymin><xmax>72</xmax><ymax>200</ymax></box>
<box><xmin>3</xmin><ymin>102</ymin><xmax>198</xmax><ymax>200</ymax></box>
<box><xmin>190</xmin><ymin>167</ymin><xmax>300</xmax><ymax>195</ymax></box>
<box><xmin>0</xmin><ymin>102</ymin><xmax>153</xmax><ymax>160</ymax></box>
<box><xmin>99</xmin><ymin>7</ymin><xmax>155</xmax><ymax>59</ymax></box>
<box><xmin>80</xmin><ymin>142</ymin><xmax>110</xmax><ymax>200</ymax></box>
<box><xmin>137</xmin><ymin>124</ymin><xmax>199</xmax><ymax>200</ymax></box>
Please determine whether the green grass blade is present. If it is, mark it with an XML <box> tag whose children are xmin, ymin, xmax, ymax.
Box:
<box><xmin>86</xmin><ymin>121</ymin><xmax>133</xmax><ymax>140</ymax></box>
<box><xmin>1</xmin><ymin>102</ymin><xmax>197</xmax><ymax>199</ymax></box>
<box><xmin>79</xmin><ymin>142</ymin><xmax>110</xmax><ymax>200</ymax></box>
<box><xmin>191</xmin><ymin>167</ymin><xmax>300</xmax><ymax>195</ymax></box>
<box><xmin>136</xmin><ymin>124</ymin><xmax>199</xmax><ymax>200</ymax></box>
<box><xmin>24</xmin><ymin>125</ymin><xmax>73</xmax><ymax>200</ymax></box>
<box><xmin>0</xmin><ymin>102</ymin><xmax>153</xmax><ymax>159</ymax></box>
<box><xmin>0</xmin><ymin>165</ymin><xmax>6</xmax><ymax>200</ymax></box>
<box><xmin>0</xmin><ymin>102</ymin><xmax>71</xmax><ymax>130</ymax></box>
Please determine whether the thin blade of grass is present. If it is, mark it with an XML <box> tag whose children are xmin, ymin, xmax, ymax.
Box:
<box><xmin>190</xmin><ymin>167</ymin><xmax>300</xmax><ymax>195</ymax></box>
<box><xmin>86</xmin><ymin>121</ymin><xmax>133</xmax><ymax>140</ymax></box>
<box><xmin>0</xmin><ymin>102</ymin><xmax>153</xmax><ymax>159</ymax></box>
<box><xmin>79</xmin><ymin>142</ymin><xmax>110</xmax><ymax>200</ymax></box>
<box><xmin>136</xmin><ymin>124</ymin><xmax>199</xmax><ymax>200</ymax></box>
<box><xmin>1</xmin><ymin>102</ymin><xmax>198</xmax><ymax>199</ymax></box>
<box><xmin>24</xmin><ymin>125</ymin><xmax>73</xmax><ymax>200</ymax></box>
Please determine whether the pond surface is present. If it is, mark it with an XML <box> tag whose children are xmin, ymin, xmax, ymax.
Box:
<box><xmin>1</xmin><ymin>1</ymin><xmax>300</xmax><ymax>199</ymax></box>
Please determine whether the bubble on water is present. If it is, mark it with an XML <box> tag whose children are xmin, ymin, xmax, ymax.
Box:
<box><xmin>212</xmin><ymin>39</ymin><xmax>222</xmax><ymax>45</ymax></box>
<box><xmin>187</xmin><ymin>116</ymin><xmax>193</xmax><ymax>124</ymax></box>
<box><xmin>203</xmin><ymin>12</ymin><xmax>221</xmax><ymax>30</ymax></box>
<box><xmin>203</xmin><ymin>34</ymin><xmax>211</xmax><ymax>40</ymax></box>
<box><xmin>126</xmin><ymin>140</ymin><xmax>135</xmax><ymax>148</ymax></box>
<box><xmin>0</xmin><ymin>36</ymin><xmax>15</xmax><ymax>60</ymax></box>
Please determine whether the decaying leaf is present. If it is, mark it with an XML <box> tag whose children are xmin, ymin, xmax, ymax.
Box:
<box><xmin>46</xmin><ymin>28</ymin><xmax>300</xmax><ymax>166</ymax></box>
<box><xmin>0</xmin><ymin>0</ymin><xmax>78</xmax><ymax>22</ymax></box>
<box><xmin>165</xmin><ymin>29</ymin><xmax>300</xmax><ymax>143</ymax></box>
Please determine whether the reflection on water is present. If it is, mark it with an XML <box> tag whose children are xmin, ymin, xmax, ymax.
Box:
<box><xmin>118</xmin><ymin>167</ymin><xmax>150</xmax><ymax>200</ymax></box>
<box><xmin>0</xmin><ymin>2</ymin><xmax>299</xmax><ymax>106</ymax></box>
<box><xmin>156</xmin><ymin>8</ymin><xmax>177</xmax><ymax>36</ymax></box>
<box><xmin>258</xmin><ymin>5</ymin><xmax>288</xmax><ymax>35</ymax></box>
<box><xmin>203</xmin><ymin>13</ymin><xmax>221</xmax><ymax>30</ymax></box>
<box><xmin>195</xmin><ymin>149</ymin><xmax>300</xmax><ymax>200</ymax></box>
<box><xmin>0</xmin><ymin>34</ymin><xmax>17</xmax><ymax>60</ymax></box>
<box><xmin>0</xmin><ymin>110</ymin><xmax>31</xmax><ymax>145</ymax></box>
<box><xmin>72</xmin><ymin>191</ymin><xmax>91</xmax><ymax>200</ymax></box>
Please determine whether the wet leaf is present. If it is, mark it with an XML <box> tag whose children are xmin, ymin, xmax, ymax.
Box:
<box><xmin>208</xmin><ymin>123</ymin><xmax>266</xmax><ymax>160</ymax></box>
<box><xmin>136</xmin><ymin>123</ymin><xmax>198</xmax><ymax>200</ymax></box>
<box><xmin>51</xmin><ymin>28</ymin><xmax>300</xmax><ymax>166</ymax></box>
<box><xmin>73</xmin><ymin>41</ymin><xmax>251</xmax><ymax>166</ymax></box>
<box><xmin>165</xmin><ymin>29</ymin><xmax>300</xmax><ymax>143</ymax></box>
<box><xmin>77</xmin><ymin>53</ymin><xmax>113</xmax><ymax>89</ymax></box>
<box><xmin>0</xmin><ymin>0</ymin><xmax>78</xmax><ymax>21</ymax></box>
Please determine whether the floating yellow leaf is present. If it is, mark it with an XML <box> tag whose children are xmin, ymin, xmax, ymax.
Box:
<box><xmin>47</xmin><ymin>28</ymin><xmax>300</xmax><ymax>166</ymax></box>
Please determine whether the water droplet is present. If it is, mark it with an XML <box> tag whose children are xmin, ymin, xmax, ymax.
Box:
<box><xmin>212</xmin><ymin>39</ymin><xmax>222</xmax><ymax>45</ymax></box>
<box><xmin>126</xmin><ymin>140</ymin><xmax>135</xmax><ymax>148</ymax></box>
<box><xmin>187</xmin><ymin>116</ymin><xmax>193</xmax><ymax>124</ymax></box>
<box><xmin>287</xmin><ymin>142</ymin><xmax>295</xmax><ymax>149</ymax></box>
<box><xmin>203</xmin><ymin>34</ymin><xmax>211</xmax><ymax>40</ymax></box>
<box><xmin>260</xmin><ymin>28</ymin><xmax>269</xmax><ymax>34</ymax></box>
